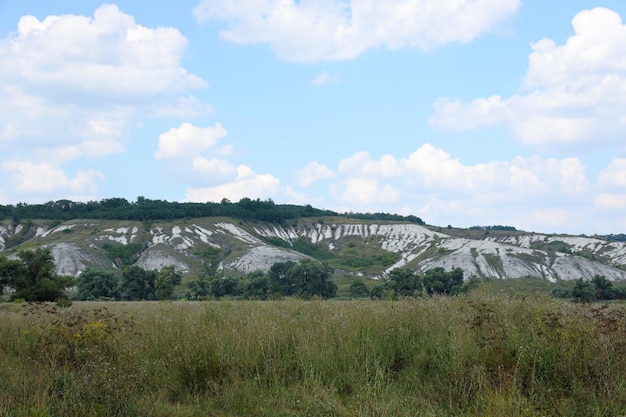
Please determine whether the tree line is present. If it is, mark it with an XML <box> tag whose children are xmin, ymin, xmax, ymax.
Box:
<box><xmin>551</xmin><ymin>275</ymin><xmax>626</xmax><ymax>302</ymax></box>
<box><xmin>0</xmin><ymin>248</ymin><xmax>184</xmax><ymax>302</ymax></box>
<box><xmin>2</xmin><ymin>248</ymin><xmax>479</xmax><ymax>303</ymax></box>
<box><xmin>0</xmin><ymin>197</ymin><xmax>424</xmax><ymax>225</ymax></box>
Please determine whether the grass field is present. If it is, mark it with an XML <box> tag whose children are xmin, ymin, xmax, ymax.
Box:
<box><xmin>2</xmin><ymin>294</ymin><xmax>626</xmax><ymax>416</ymax></box>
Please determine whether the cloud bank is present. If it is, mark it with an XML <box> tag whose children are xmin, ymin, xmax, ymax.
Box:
<box><xmin>430</xmin><ymin>7</ymin><xmax>626</xmax><ymax>150</ymax></box>
<box><xmin>193</xmin><ymin>0</ymin><xmax>520</xmax><ymax>61</ymax></box>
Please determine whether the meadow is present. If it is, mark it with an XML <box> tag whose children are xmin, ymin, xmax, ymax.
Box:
<box><xmin>1</xmin><ymin>295</ymin><xmax>626</xmax><ymax>416</ymax></box>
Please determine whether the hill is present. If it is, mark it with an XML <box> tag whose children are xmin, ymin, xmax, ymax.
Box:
<box><xmin>1</xmin><ymin>213</ymin><xmax>625</xmax><ymax>282</ymax></box>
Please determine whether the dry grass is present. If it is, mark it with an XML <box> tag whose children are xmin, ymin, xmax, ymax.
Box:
<box><xmin>1</xmin><ymin>296</ymin><xmax>626</xmax><ymax>416</ymax></box>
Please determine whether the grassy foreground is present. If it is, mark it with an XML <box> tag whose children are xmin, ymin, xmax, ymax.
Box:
<box><xmin>1</xmin><ymin>297</ymin><xmax>626</xmax><ymax>416</ymax></box>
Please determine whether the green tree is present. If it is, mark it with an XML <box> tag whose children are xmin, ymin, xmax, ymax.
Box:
<box><xmin>0</xmin><ymin>256</ymin><xmax>24</xmax><ymax>296</ymax></box>
<box><xmin>422</xmin><ymin>267</ymin><xmax>464</xmax><ymax>295</ymax></box>
<box><xmin>76</xmin><ymin>268</ymin><xmax>119</xmax><ymax>300</ymax></box>
<box><xmin>286</xmin><ymin>259</ymin><xmax>337</xmax><ymax>299</ymax></box>
<box><xmin>550</xmin><ymin>286</ymin><xmax>572</xmax><ymax>299</ymax></box>
<box><xmin>243</xmin><ymin>271</ymin><xmax>270</xmax><ymax>300</ymax></box>
<box><xmin>154</xmin><ymin>265</ymin><xmax>183</xmax><ymax>300</ymax></box>
<box><xmin>118</xmin><ymin>265</ymin><xmax>158</xmax><ymax>300</ymax></box>
<box><xmin>591</xmin><ymin>275</ymin><xmax>616</xmax><ymax>300</ymax></box>
<box><xmin>268</xmin><ymin>261</ymin><xmax>297</xmax><ymax>296</ymax></box>
<box><xmin>349</xmin><ymin>279</ymin><xmax>370</xmax><ymax>298</ymax></box>
<box><xmin>188</xmin><ymin>274</ymin><xmax>211</xmax><ymax>300</ymax></box>
<box><xmin>1</xmin><ymin>248</ymin><xmax>74</xmax><ymax>301</ymax></box>
<box><xmin>369</xmin><ymin>284</ymin><xmax>387</xmax><ymax>299</ymax></box>
<box><xmin>210</xmin><ymin>276</ymin><xmax>242</xmax><ymax>298</ymax></box>
<box><xmin>387</xmin><ymin>267</ymin><xmax>422</xmax><ymax>297</ymax></box>
<box><xmin>571</xmin><ymin>278</ymin><xmax>596</xmax><ymax>302</ymax></box>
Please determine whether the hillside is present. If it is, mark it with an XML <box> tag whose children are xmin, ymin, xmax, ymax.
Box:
<box><xmin>1</xmin><ymin>216</ymin><xmax>625</xmax><ymax>282</ymax></box>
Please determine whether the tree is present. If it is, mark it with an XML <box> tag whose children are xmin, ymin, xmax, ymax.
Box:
<box><xmin>76</xmin><ymin>268</ymin><xmax>119</xmax><ymax>300</ymax></box>
<box><xmin>188</xmin><ymin>274</ymin><xmax>211</xmax><ymax>300</ymax></box>
<box><xmin>154</xmin><ymin>265</ymin><xmax>182</xmax><ymax>300</ymax></box>
<box><xmin>349</xmin><ymin>279</ymin><xmax>370</xmax><ymax>298</ymax></box>
<box><xmin>243</xmin><ymin>271</ymin><xmax>270</xmax><ymax>300</ymax></box>
<box><xmin>550</xmin><ymin>286</ymin><xmax>572</xmax><ymax>299</ymax></box>
<box><xmin>591</xmin><ymin>275</ymin><xmax>616</xmax><ymax>300</ymax></box>
<box><xmin>210</xmin><ymin>276</ymin><xmax>242</xmax><ymax>298</ymax></box>
<box><xmin>268</xmin><ymin>261</ymin><xmax>297</xmax><ymax>296</ymax></box>
<box><xmin>423</xmin><ymin>267</ymin><xmax>464</xmax><ymax>295</ymax></box>
<box><xmin>571</xmin><ymin>278</ymin><xmax>596</xmax><ymax>302</ymax></box>
<box><xmin>118</xmin><ymin>265</ymin><xmax>158</xmax><ymax>300</ymax></box>
<box><xmin>1</xmin><ymin>248</ymin><xmax>74</xmax><ymax>301</ymax></box>
<box><xmin>387</xmin><ymin>267</ymin><xmax>422</xmax><ymax>297</ymax></box>
<box><xmin>286</xmin><ymin>259</ymin><xmax>337</xmax><ymax>299</ymax></box>
<box><xmin>0</xmin><ymin>256</ymin><xmax>24</xmax><ymax>296</ymax></box>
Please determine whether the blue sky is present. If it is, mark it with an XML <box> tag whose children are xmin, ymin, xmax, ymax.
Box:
<box><xmin>1</xmin><ymin>0</ymin><xmax>626</xmax><ymax>235</ymax></box>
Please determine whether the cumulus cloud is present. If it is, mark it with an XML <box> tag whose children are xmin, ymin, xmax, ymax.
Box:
<box><xmin>597</xmin><ymin>159</ymin><xmax>626</xmax><ymax>189</ymax></box>
<box><xmin>184</xmin><ymin>165</ymin><xmax>281</xmax><ymax>202</ymax></box>
<box><xmin>193</xmin><ymin>0</ymin><xmax>520</xmax><ymax>62</ymax></box>
<box><xmin>0</xmin><ymin>5</ymin><xmax>207</xmax><ymax>199</ymax></box>
<box><xmin>287</xmin><ymin>143</ymin><xmax>614</xmax><ymax>232</ymax></box>
<box><xmin>430</xmin><ymin>7</ymin><xmax>626</xmax><ymax>148</ymax></box>
<box><xmin>2</xmin><ymin>160</ymin><xmax>103</xmax><ymax>196</ymax></box>
<box><xmin>335</xmin><ymin>145</ymin><xmax>589</xmax><ymax>198</ymax></box>
<box><xmin>155</xmin><ymin>123</ymin><xmax>228</xmax><ymax>160</ymax></box>
<box><xmin>295</xmin><ymin>161</ymin><xmax>336</xmax><ymax>186</ymax></box>
<box><xmin>335</xmin><ymin>178</ymin><xmax>400</xmax><ymax>205</ymax></box>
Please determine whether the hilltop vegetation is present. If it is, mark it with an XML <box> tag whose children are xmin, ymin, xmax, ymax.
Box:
<box><xmin>0</xmin><ymin>197</ymin><xmax>424</xmax><ymax>225</ymax></box>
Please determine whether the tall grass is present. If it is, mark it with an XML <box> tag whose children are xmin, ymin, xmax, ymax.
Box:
<box><xmin>1</xmin><ymin>296</ymin><xmax>626</xmax><ymax>416</ymax></box>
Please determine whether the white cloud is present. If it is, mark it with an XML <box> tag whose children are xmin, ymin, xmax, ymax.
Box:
<box><xmin>295</xmin><ymin>161</ymin><xmax>336</xmax><ymax>186</ymax></box>
<box><xmin>336</xmin><ymin>178</ymin><xmax>400</xmax><ymax>205</ymax></box>
<box><xmin>0</xmin><ymin>5</ymin><xmax>208</xmax><ymax>200</ymax></box>
<box><xmin>192</xmin><ymin>156</ymin><xmax>237</xmax><ymax>178</ymax></box>
<box><xmin>597</xmin><ymin>159</ymin><xmax>626</xmax><ymax>189</ymax></box>
<box><xmin>310</xmin><ymin>71</ymin><xmax>339</xmax><ymax>86</ymax></box>
<box><xmin>184</xmin><ymin>165</ymin><xmax>280</xmax><ymax>202</ymax></box>
<box><xmin>155</xmin><ymin>123</ymin><xmax>228</xmax><ymax>160</ymax></box>
<box><xmin>430</xmin><ymin>7</ymin><xmax>626</xmax><ymax>148</ymax></box>
<box><xmin>293</xmin><ymin>144</ymin><xmax>604</xmax><ymax>232</ymax></box>
<box><xmin>335</xmin><ymin>145</ymin><xmax>589</xmax><ymax>198</ymax></box>
<box><xmin>594</xmin><ymin>193</ymin><xmax>626</xmax><ymax>209</ymax></box>
<box><xmin>193</xmin><ymin>0</ymin><xmax>520</xmax><ymax>62</ymax></box>
<box><xmin>2</xmin><ymin>160</ymin><xmax>103</xmax><ymax>195</ymax></box>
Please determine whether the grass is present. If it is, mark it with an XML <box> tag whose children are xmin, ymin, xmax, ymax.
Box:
<box><xmin>2</xmin><ymin>295</ymin><xmax>626</xmax><ymax>416</ymax></box>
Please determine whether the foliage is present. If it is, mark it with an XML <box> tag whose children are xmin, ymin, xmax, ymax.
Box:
<box><xmin>102</xmin><ymin>242</ymin><xmax>144</xmax><ymax>267</ymax></box>
<box><xmin>569</xmin><ymin>275</ymin><xmax>625</xmax><ymax>302</ymax></box>
<box><xmin>187</xmin><ymin>273</ymin><xmax>211</xmax><ymax>300</ymax></box>
<box><xmin>291</xmin><ymin>236</ymin><xmax>335</xmax><ymax>260</ymax></box>
<box><xmin>386</xmin><ymin>267</ymin><xmax>422</xmax><ymax>297</ymax></box>
<box><xmin>287</xmin><ymin>259</ymin><xmax>337</xmax><ymax>299</ymax></box>
<box><xmin>117</xmin><ymin>265</ymin><xmax>158</xmax><ymax>301</ymax></box>
<box><xmin>75</xmin><ymin>268</ymin><xmax>119</xmax><ymax>300</ymax></box>
<box><xmin>203</xmin><ymin>259</ymin><xmax>339</xmax><ymax>300</ymax></box>
<box><xmin>0</xmin><ymin>196</ymin><xmax>423</xmax><ymax>225</ymax></box>
<box><xmin>349</xmin><ymin>279</ymin><xmax>370</xmax><ymax>298</ymax></box>
<box><xmin>550</xmin><ymin>285</ymin><xmax>572</xmax><ymax>299</ymax></box>
<box><xmin>268</xmin><ymin>260</ymin><xmax>297</xmax><ymax>295</ymax></box>
<box><xmin>0</xmin><ymin>248</ymin><xmax>74</xmax><ymax>302</ymax></box>
<box><xmin>243</xmin><ymin>271</ymin><xmax>270</xmax><ymax>300</ymax></box>
<box><xmin>154</xmin><ymin>265</ymin><xmax>182</xmax><ymax>300</ymax></box>
<box><xmin>210</xmin><ymin>276</ymin><xmax>242</xmax><ymax>298</ymax></box>
<box><xmin>571</xmin><ymin>278</ymin><xmax>596</xmax><ymax>302</ymax></box>
<box><xmin>370</xmin><ymin>266</ymin><xmax>476</xmax><ymax>299</ymax></box>
<box><xmin>423</xmin><ymin>267</ymin><xmax>465</xmax><ymax>295</ymax></box>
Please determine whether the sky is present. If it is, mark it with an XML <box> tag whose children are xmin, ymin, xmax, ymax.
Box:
<box><xmin>1</xmin><ymin>0</ymin><xmax>626</xmax><ymax>235</ymax></box>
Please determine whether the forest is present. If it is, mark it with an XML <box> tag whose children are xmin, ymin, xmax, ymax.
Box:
<box><xmin>0</xmin><ymin>197</ymin><xmax>424</xmax><ymax>225</ymax></box>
